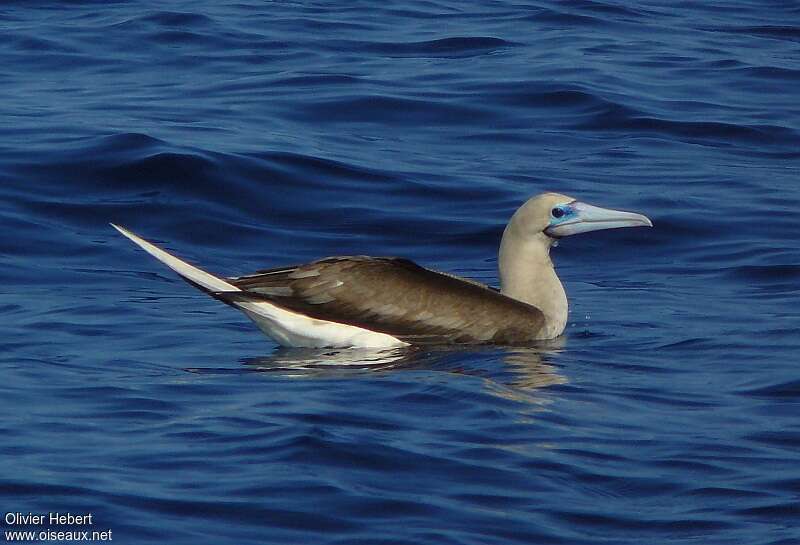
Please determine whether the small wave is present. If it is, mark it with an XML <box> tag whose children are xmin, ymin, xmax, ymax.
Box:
<box><xmin>737</xmin><ymin>502</ymin><xmax>800</xmax><ymax>519</ymax></box>
<box><xmin>7</xmin><ymin>35</ymin><xmax>79</xmax><ymax>53</ymax></box>
<box><xmin>525</xmin><ymin>9</ymin><xmax>605</xmax><ymax>28</ymax></box>
<box><xmin>336</xmin><ymin>36</ymin><xmax>513</xmax><ymax>58</ymax></box>
<box><xmin>565</xmin><ymin>0</ymin><xmax>650</xmax><ymax>18</ymax></box>
<box><xmin>253</xmin><ymin>151</ymin><xmax>393</xmax><ymax>184</ymax></box>
<box><xmin>148</xmin><ymin>29</ymin><xmax>213</xmax><ymax>45</ymax></box>
<box><xmin>284</xmin><ymin>94</ymin><xmax>495</xmax><ymax>125</ymax></box>
<box><xmin>488</xmin><ymin>88</ymin><xmax>611</xmax><ymax>111</ymax></box>
<box><xmin>267</xmin><ymin>74</ymin><xmax>366</xmax><ymax>88</ymax></box>
<box><xmin>700</xmin><ymin>25</ymin><xmax>800</xmax><ymax>42</ymax></box>
<box><xmin>114</xmin><ymin>491</ymin><xmax>360</xmax><ymax>532</ymax></box>
<box><xmin>549</xmin><ymin>509</ymin><xmax>733</xmax><ymax>533</ymax></box>
<box><xmin>578</xmin><ymin>113</ymin><xmax>800</xmax><ymax>149</ymax></box>
<box><xmin>91</xmin><ymin>132</ymin><xmax>167</xmax><ymax>154</ymax></box>
<box><xmin>110</xmin><ymin>10</ymin><xmax>214</xmax><ymax>31</ymax></box>
<box><xmin>724</xmin><ymin>265</ymin><xmax>800</xmax><ymax>282</ymax></box>
<box><xmin>681</xmin><ymin>486</ymin><xmax>767</xmax><ymax>499</ymax></box>
<box><xmin>101</xmin><ymin>151</ymin><xmax>220</xmax><ymax>186</ymax></box>
<box><xmin>739</xmin><ymin>380</ymin><xmax>800</xmax><ymax>398</ymax></box>
<box><xmin>139</xmin><ymin>11</ymin><xmax>214</xmax><ymax>27</ymax></box>
<box><xmin>733</xmin><ymin>65</ymin><xmax>800</xmax><ymax>81</ymax></box>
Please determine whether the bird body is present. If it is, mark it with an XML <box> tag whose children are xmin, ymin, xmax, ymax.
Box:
<box><xmin>113</xmin><ymin>193</ymin><xmax>651</xmax><ymax>348</ymax></box>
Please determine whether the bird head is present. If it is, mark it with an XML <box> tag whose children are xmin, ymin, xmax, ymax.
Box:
<box><xmin>510</xmin><ymin>192</ymin><xmax>652</xmax><ymax>240</ymax></box>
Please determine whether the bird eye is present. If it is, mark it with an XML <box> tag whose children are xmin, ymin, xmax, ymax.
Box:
<box><xmin>551</xmin><ymin>207</ymin><xmax>565</xmax><ymax>219</ymax></box>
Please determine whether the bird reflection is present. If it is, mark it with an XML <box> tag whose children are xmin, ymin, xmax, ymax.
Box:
<box><xmin>240</xmin><ymin>336</ymin><xmax>567</xmax><ymax>391</ymax></box>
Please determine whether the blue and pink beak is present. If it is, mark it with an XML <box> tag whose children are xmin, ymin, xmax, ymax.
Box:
<box><xmin>545</xmin><ymin>201</ymin><xmax>653</xmax><ymax>238</ymax></box>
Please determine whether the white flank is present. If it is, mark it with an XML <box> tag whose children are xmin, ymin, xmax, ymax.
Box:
<box><xmin>111</xmin><ymin>224</ymin><xmax>406</xmax><ymax>349</ymax></box>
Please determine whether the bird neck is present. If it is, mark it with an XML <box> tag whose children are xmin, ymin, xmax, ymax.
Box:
<box><xmin>498</xmin><ymin>228</ymin><xmax>568</xmax><ymax>339</ymax></box>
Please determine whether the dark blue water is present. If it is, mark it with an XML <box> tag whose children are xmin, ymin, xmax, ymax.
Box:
<box><xmin>2</xmin><ymin>1</ymin><xmax>799</xmax><ymax>543</ymax></box>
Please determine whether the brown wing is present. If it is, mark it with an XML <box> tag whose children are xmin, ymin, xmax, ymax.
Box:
<box><xmin>225</xmin><ymin>256</ymin><xmax>546</xmax><ymax>345</ymax></box>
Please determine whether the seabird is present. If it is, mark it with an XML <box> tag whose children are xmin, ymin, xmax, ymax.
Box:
<box><xmin>112</xmin><ymin>192</ymin><xmax>651</xmax><ymax>348</ymax></box>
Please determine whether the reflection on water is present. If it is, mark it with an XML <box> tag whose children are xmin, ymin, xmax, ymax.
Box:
<box><xmin>503</xmin><ymin>341</ymin><xmax>568</xmax><ymax>390</ymax></box>
<box><xmin>244</xmin><ymin>346</ymin><xmax>414</xmax><ymax>371</ymax></box>
<box><xmin>236</xmin><ymin>338</ymin><xmax>568</xmax><ymax>391</ymax></box>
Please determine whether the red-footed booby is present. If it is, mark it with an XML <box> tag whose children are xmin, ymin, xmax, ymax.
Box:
<box><xmin>112</xmin><ymin>193</ymin><xmax>651</xmax><ymax>348</ymax></box>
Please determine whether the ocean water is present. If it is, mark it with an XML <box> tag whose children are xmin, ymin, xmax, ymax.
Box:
<box><xmin>1</xmin><ymin>1</ymin><xmax>799</xmax><ymax>543</ymax></box>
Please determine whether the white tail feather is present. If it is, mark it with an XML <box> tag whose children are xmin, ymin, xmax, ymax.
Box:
<box><xmin>111</xmin><ymin>224</ymin><xmax>406</xmax><ymax>348</ymax></box>
<box><xmin>110</xmin><ymin>224</ymin><xmax>236</xmax><ymax>293</ymax></box>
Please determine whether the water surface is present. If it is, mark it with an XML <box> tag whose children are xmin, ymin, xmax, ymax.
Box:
<box><xmin>1</xmin><ymin>1</ymin><xmax>799</xmax><ymax>544</ymax></box>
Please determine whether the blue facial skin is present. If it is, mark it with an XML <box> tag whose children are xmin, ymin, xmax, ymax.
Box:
<box><xmin>548</xmin><ymin>203</ymin><xmax>577</xmax><ymax>228</ymax></box>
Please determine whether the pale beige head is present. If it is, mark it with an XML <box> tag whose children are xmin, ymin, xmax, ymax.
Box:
<box><xmin>506</xmin><ymin>192</ymin><xmax>577</xmax><ymax>241</ymax></box>
<box><xmin>508</xmin><ymin>192</ymin><xmax>652</xmax><ymax>242</ymax></box>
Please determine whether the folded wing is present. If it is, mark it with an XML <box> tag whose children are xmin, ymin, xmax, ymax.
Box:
<box><xmin>226</xmin><ymin>256</ymin><xmax>546</xmax><ymax>345</ymax></box>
